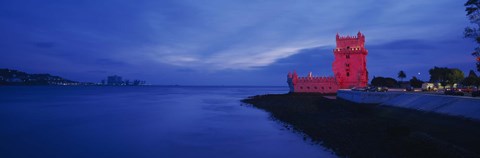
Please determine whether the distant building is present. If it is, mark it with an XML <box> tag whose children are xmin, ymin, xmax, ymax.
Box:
<box><xmin>102</xmin><ymin>75</ymin><xmax>146</xmax><ymax>86</ymax></box>
<box><xmin>107</xmin><ymin>75</ymin><xmax>123</xmax><ymax>85</ymax></box>
<box><xmin>287</xmin><ymin>32</ymin><xmax>369</xmax><ymax>93</ymax></box>
<box><xmin>8</xmin><ymin>77</ymin><xmax>23</xmax><ymax>83</ymax></box>
<box><xmin>133</xmin><ymin>80</ymin><xmax>146</xmax><ymax>86</ymax></box>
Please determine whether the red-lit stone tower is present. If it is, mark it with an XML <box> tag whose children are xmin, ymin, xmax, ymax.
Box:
<box><xmin>332</xmin><ymin>32</ymin><xmax>368</xmax><ymax>89</ymax></box>
<box><xmin>287</xmin><ymin>32</ymin><xmax>369</xmax><ymax>93</ymax></box>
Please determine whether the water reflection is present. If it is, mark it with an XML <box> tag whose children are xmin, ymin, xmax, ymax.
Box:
<box><xmin>0</xmin><ymin>86</ymin><xmax>336</xmax><ymax>158</ymax></box>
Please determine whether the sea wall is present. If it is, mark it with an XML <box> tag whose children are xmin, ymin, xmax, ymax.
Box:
<box><xmin>337</xmin><ymin>90</ymin><xmax>480</xmax><ymax>121</ymax></box>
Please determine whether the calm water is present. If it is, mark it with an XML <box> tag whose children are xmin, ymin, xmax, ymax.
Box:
<box><xmin>0</xmin><ymin>86</ymin><xmax>335</xmax><ymax>158</ymax></box>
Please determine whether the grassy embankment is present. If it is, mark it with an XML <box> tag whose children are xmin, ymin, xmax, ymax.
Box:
<box><xmin>242</xmin><ymin>93</ymin><xmax>480</xmax><ymax>158</ymax></box>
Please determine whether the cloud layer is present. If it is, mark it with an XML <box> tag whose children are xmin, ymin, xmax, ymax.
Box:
<box><xmin>0</xmin><ymin>0</ymin><xmax>476</xmax><ymax>84</ymax></box>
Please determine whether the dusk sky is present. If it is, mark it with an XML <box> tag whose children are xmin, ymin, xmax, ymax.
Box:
<box><xmin>0</xmin><ymin>0</ymin><xmax>477</xmax><ymax>85</ymax></box>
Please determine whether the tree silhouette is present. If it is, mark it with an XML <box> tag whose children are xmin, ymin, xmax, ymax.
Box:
<box><xmin>398</xmin><ymin>71</ymin><xmax>406</xmax><ymax>82</ymax></box>
<box><xmin>462</xmin><ymin>70</ymin><xmax>480</xmax><ymax>86</ymax></box>
<box><xmin>464</xmin><ymin>0</ymin><xmax>480</xmax><ymax>72</ymax></box>
<box><xmin>429</xmin><ymin>67</ymin><xmax>465</xmax><ymax>88</ymax></box>
<box><xmin>371</xmin><ymin>76</ymin><xmax>398</xmax><ymax>88</ymax></box>
<box><xmin>448</xmin><ymin>69</ymin><xmax>465</xmax><ymax>86</ymax></box>
<box><xmin>409</xmin><ymin>77</ymin><xmax>424</xmax><ymax>88</ymax></box>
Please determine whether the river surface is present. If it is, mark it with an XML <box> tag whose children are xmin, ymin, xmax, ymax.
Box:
<box><xmin>0</xmin><ymin>86</ymin><xmax>335</xmax><ymax>158</ymax></box>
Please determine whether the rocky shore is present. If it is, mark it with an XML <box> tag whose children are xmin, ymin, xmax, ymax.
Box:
<box><xmin>242</xmin><ymin>93</ymin><xmax>480</xmax><ymax>158</ymax></box>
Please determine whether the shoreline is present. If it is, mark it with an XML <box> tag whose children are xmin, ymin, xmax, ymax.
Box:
<box><xmin>242</xmin><ymin>93</ymin><xmax>480</xmax><ymax>158</ymax></box>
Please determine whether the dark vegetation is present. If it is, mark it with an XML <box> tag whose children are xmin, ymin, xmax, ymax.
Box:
<box><xmin>463</xmin><ymin>70</ymin><xmax>480</xmax><ymax>87</ymax></box>
<box><xmin>372</xmin><ymin>67</ymin><xmax>480</xmax><ymax>89</ymax></box>
<box><xmin>0</xmin><ymin>68</ymin><xmax>79</xmax><ymax>85</ymax></box>
<box><xmin>464</xmin><ymin>0</ymin><xmax>480</xmax><ymax>72</ymax></box>
<box><xmin>398</xmin><ymin>70</ymin><xmax>406</xmax><ymax>82</ymax></box>
<box><xmin>429</xmin><ymin>67</ymin><xmax>465</xmax><ymax>87</ymax></box>
<box><xmin>371</xmin><ymin>76</ymin><xmax>424</xmax><ymax>88</ymax></box>
<box><xmin>370</xmin><ymin>76</ymin><xmax>398</xmax><ymax>87</ymax></box>
<box><xmin>409</xmin><ymin>76</ymin><xmax>424</xmax><ymax>88</ymax></box>
<box><xmin>242</xmin><ymin>93</ymin><xmax>480</xmax><ymax>158</ymax></box>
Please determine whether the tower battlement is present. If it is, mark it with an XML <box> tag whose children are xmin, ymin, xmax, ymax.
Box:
<box><xmin>333</xmin><ymin>48</ymin><xmax>367</xmax><ymax>54</ymax></box>
<box><xmin>297</xmin><ymin>76</ymin><xmax>336</xmax><ymax>83</ymax></box>
<box><xmin>335</xmin><ymin>32</ymin><xmax>365</xmax><ymax>49</ymax></box>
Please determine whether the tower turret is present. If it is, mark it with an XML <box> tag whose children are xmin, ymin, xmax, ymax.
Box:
<box><xmin>332</xmin><ymin>32</ymin><xmax>369</xmax><ymax>89</ymax></box>
<box><xmin>287</xmin><ymin>70</ymin><xmax>299</xmax><ymax>93</ymax></box>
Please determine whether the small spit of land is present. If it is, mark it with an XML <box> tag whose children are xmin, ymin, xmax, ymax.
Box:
<box><xmin>242</xmin><ymin>93</ymin><xmax>480</xmax><ymax>158</ymax></box>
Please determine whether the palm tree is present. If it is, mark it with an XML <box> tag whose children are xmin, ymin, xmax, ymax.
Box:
<box><xmin>398</xmin><ymin>71</ymin><xmax>406</xmax><ymax>82</ymax></box>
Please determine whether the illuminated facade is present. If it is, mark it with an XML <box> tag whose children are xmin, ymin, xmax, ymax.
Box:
<box><xmin>287</xmin><ymin>32</ymin><xmax>369</xmax><ymax>93</ymax></box>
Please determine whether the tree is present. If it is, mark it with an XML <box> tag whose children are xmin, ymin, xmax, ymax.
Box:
<box><xmin>469</xmin><ymin>69</ymin><xmax>479</xmax><ymax>78</ymax></box>
<box><xmin>398</xmin><ymin>71</ymin><xmax>406</xmax><ymax>82</ymax></box>
<box><xmin>409</xmin><ymin>77</ymin><xmax>424</xmax><ymax>88</ymax></box>
<box><xmin>371</xmin><ymin>76</ymin><xmax>398</xmax><ymax>88</ymax></box>
<box><xmin>464</xmin><ymin>0</ymin><xmax>480</xmax><ymax>72</ymax></box>
<box><xmin>462</xmin><ymin>70</ymin><xmax>480</xmax><ymax>86</ymax></box>
<box><xmin>447</xmin><ymin>69</ymin><xmax>465</xmax><ymax>86</ymax></box>
<box><xmin>429</xmin><ymin>67</ymin><xmax>465</xmax><ymax>88</ymax></box>
<box><xmin>429</xmin><ymin>67</ymin><xmax>449</xmax><ymax>87</ymax></box>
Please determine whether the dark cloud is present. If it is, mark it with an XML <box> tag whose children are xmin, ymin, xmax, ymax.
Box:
<box><xmin>86</xmin><ymin>70</ymin><xmax>107</xmax><ymax>74</ymax></box>
<box><xmin>369</xmin><ymin>39</ymin><xmax>435</xmax><ymax>50</ymax></box>
<box><xmin>0</xmin><ymin>0</ymin><xmax>474</xmax><ymax>85</ymax></box>
<box><xmin>33</xmin><ymin>42</ymin><xmax>55</xmax><ymax>49</ymax></box>
<box><xmin>270</xmin><ymin>46</ymin><xmax>335</xmax><ymax>76</ymax></box>
<box><xmin>95</xmin><ymin>58</ymin><xmax>129</xmax><ymax>66</ymax></box>
<box><xmin>176</xmin><ymin>68</ymin><xmax>196</xmax><ymax>72</ymax></box>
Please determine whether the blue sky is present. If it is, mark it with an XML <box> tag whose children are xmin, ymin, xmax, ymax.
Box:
<box><xmin>0</xmin><ymin>0</ymin><xmax>477</xmax><ymax>85</ymax></box>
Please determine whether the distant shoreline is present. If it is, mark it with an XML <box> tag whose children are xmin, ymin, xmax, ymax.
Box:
<box><xmin>242</xmin><ymin>93</ymin><xmax>480</xmax><ymax>158</ymax></box>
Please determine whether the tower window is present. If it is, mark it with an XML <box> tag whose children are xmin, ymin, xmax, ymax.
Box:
<box><xmin>347</xmin><ymin>72</ymin><xmax>350</xmax><ymax>77</ymax></box>
<box><xmin>346</xmin><ymin>55</ymin><xmax>350</xmax><ymax>59</ymax></box>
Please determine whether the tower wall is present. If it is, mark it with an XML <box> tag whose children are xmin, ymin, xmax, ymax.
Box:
<box><xmin>332</xmin><ymin>32</ymin><xmax>369</xmax><ymax>89</ymax></box>
<box><xmin>287</xmin><ymin>72</ymin><xmax>338</xmax><ymax>93</ymax></box>
<box><xmin>293</xmin><ymin>76</ymin><xmax>338</xmax><ymax>93</ymax></box>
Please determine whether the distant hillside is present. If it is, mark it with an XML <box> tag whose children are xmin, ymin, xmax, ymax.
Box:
<box><xmin>0</xmin><ymin>69</ymin><xmax>79</xmax><ymax>85</ymax></box>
